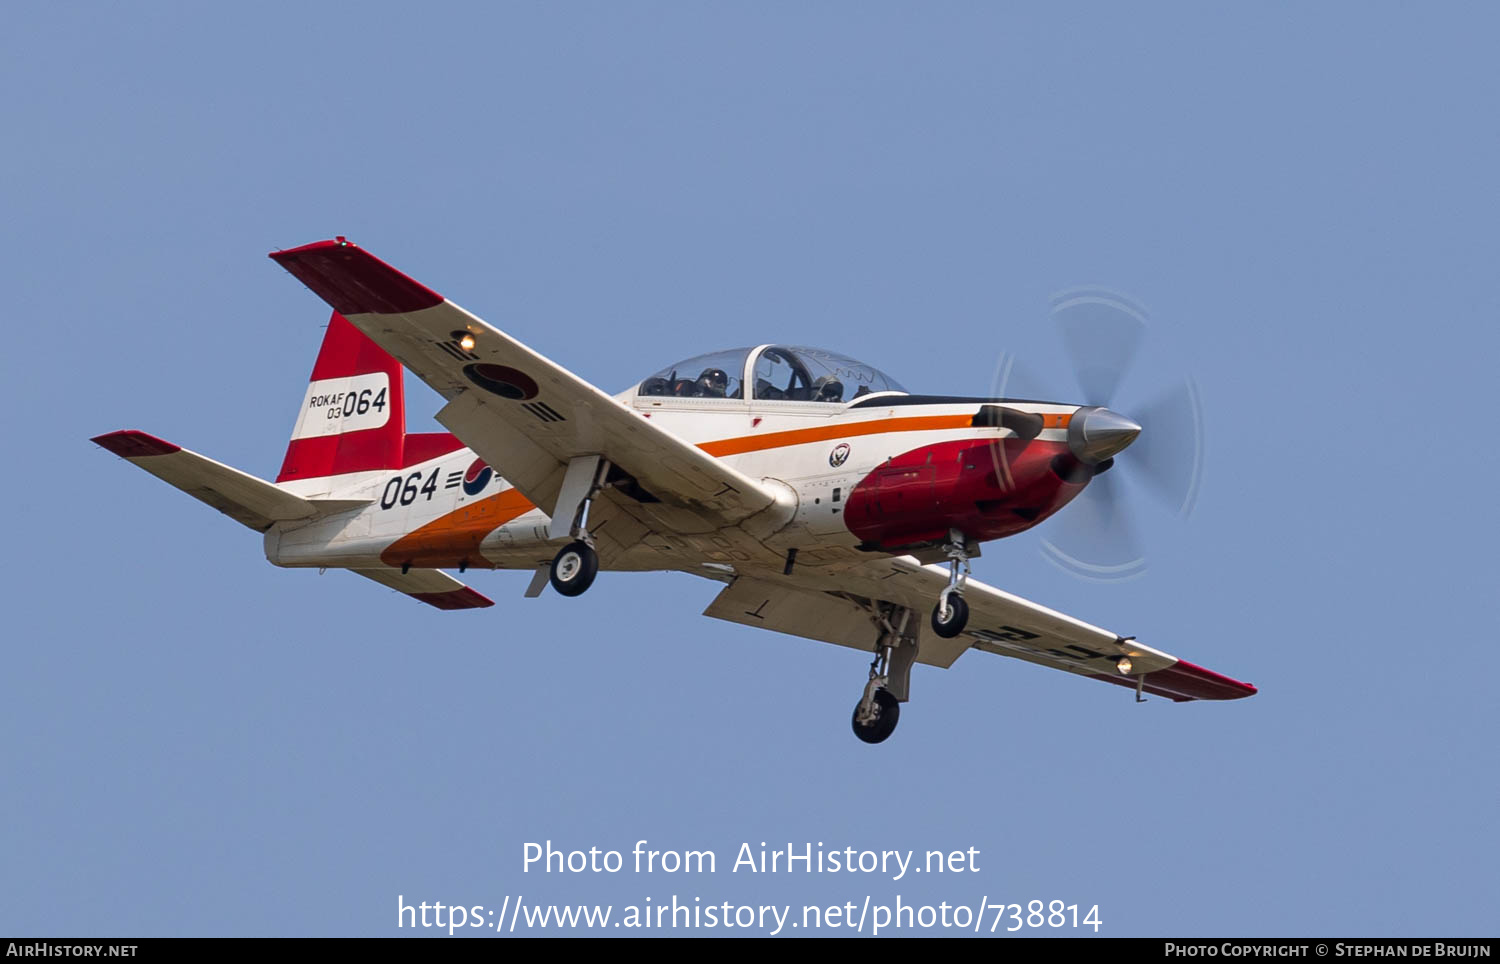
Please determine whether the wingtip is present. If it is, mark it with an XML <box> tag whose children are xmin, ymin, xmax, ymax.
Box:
<box><xmin>268</xmin><ymin>238</ymin><xmax>443</xmax><ymax>316</ymax></box>
<box><xmin>1162</xmin><ymin>659</ymin><xmax>1259</xmax><ymax>700</ymax></box>
<box><xmin>91</xmin><ymin>430</ymin><xmax>181</xmax><ymax>458</ymax></box>
<box><xmin>1094</xmin><ymin>658</ymin><xmax>1257</xmax><ymax>701</ymax></box>
<box><xmin>267</xmin><ymin>236</ymin><xmax>356</xmax><ymax>260</ymax></box>
<box><xmin>412</xmin><ymin>586</ymin><xmax>495</xmax><ymax>611</ymax></box>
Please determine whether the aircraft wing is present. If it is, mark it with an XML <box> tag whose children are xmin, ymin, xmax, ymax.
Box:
<box><xmin>708</xmin><ymin>557</ymin><xmax>1256</xmax><ymax>701</ymax></box>
<box><xmin>269</xmin><ymin>239</ymin><xmax>782</xmax><ymax>533</ymax></box>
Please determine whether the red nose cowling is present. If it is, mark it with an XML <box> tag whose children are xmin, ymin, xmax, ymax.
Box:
<box><xmin>843</xmin><ymin>437</ymin><xmax>1088</xmax><ymax>551</ymax></box>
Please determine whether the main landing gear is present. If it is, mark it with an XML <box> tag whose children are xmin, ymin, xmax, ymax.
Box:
<box><xmin>852</xmin><ymin>604</ymin><xmax>918</xmax><ymax>744</ymax></box>
<box><xmin>547</xmin><ymin>455</ymin><xmax>609</xmax><ymax>597</ymax></box>
<box><xmin>930</xmin><ymin>528</ymin><xmax>973</xmax><ymax>639</ymax></box>
<box><xmin>549</xmin><ymin>541</ymin><xmax>598</xmax><ymax>596</ymax></box>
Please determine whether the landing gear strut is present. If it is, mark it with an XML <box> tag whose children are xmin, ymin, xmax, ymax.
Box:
<box><xmin>547</xmin><ymin>455</ymin><xmax>610</xmax><ymax>598</ymax></box>
<box><xmin>852</xmin><ymin>604</ymin><xmax>918</xmax><ymax>744</ymax></box>
<box><xmin>930</xmin><ymin>528</ymin><xmax>973</xmax><ymax>638</ymax></box>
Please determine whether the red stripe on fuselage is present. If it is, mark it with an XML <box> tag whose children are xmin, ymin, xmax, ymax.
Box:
<box><xmin>403</xmin><ymin>432</ymin><xmax>466</xmax><ymax>467</ymax></box>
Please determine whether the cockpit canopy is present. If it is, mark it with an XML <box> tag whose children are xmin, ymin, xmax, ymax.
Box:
<box><xmin>637</xmin><ymin>345</ymin><xmax>906</xmax><ymax>403</ymax></box>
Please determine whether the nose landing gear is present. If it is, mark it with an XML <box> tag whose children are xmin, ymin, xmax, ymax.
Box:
<box><xmin>931</xmin><ymin>592</ymin><xmax>969</xmax><ymax>638</ymax></box>
<box><xmin>930</xmin><ymin>528</ymin><xmax>974</xmax><ymax>638</ymax></box>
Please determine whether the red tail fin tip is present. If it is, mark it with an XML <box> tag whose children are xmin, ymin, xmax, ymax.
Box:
<box><xmin>277</xmin><ymin>312</ymin><xmax>407</xmax><ymax>483</ymax></box>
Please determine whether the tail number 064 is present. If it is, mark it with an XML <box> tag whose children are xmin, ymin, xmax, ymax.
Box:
<box><xmin>327</xmin><ymin>387</ymin><xmax>387</xmax><ymax>420</ymax></box>
<box><xmin>380</xmin><ymin>467</ymin><xmax>439</xmax><ymax>509</ymax></box>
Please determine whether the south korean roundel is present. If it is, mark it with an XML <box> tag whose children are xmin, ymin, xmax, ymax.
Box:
<box><xmin>462</xmin><ymin>459</ymin><xmax>493</xmax><ymax>496</ymax></box>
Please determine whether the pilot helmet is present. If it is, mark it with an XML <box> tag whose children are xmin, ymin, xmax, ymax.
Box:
<box><xmin>697</xmin><ymin>367</ymin><xmax>730</xmax><ymax>396</ymax></box>
<box><xmin>811</xmin><ymin>374</ymin><xmax>844</xmax><ymax>402</ymax></box>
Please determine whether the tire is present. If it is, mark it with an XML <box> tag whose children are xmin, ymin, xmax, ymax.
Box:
<box><xmin>549</xmin><ymin>541</ymin><xmax>599</xmax><ymax>597</ymax></box>
<box><xmin>930</xmin><ymin>593</ymin><xmax>969</xmax><ymax>638</ymax></box>
<box><xmin>851</xmin><ymin>688</ymin><xmax>900</xmax><ymax>744</ymax></box>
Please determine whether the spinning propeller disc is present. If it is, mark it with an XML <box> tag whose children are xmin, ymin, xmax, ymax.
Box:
<box><xmin>992</xmin><ymin>287</ymin><xmax>1204</xmax><ymax>581</ymax></box>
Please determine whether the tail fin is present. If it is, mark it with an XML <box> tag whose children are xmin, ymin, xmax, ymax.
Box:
<box><xmin>277</xmin><ymin>311</ymin><xmax>406</xmax><ymax>489</ymax></box>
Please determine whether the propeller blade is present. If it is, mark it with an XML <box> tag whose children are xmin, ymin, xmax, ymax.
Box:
<box><xmin>989</xmin><ymin>357</ymin><xmax>1063</xmax><ymax>485</ymax></box>
<box><xmin>1038</xmin><ymin>471</ymin><xmax>1147</xmax><ymax>580</ymax></box>
<box><xmin>1129</xmin><ymin>377</ymin><xmax>1204</xmax><ymax>517</ymax></box>
<box><xmin>1052</xmin><ymin>292</ymin><xmax>1147</xmax><ymax>407</ymax></box>
<box><xmin>993</xmin><ymin>353</ymin><xmax>1064</xmax><ymax>402</ymax></box>
<box><xmin>997</xmin><ymin>290</ymin><xmax>1202</xmax><ymax>580</ymax></box>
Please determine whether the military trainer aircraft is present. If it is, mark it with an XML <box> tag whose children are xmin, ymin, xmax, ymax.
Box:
<box><xmin>93</xmin><ymin>238</ymin><xmax>1256</xmax><ymax>743</ymax></box>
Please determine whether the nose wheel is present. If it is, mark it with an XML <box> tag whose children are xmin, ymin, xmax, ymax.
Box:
<box><xmin>931</xmin><ymin>592</ymin><xmax>969</xmax><ymax>637</ymax></box>
<box><xmin>929</xmin><ymin>529</ymin><xmax>973</xmax><ymax>638</ymax></box>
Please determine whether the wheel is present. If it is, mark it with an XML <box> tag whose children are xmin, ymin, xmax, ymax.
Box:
<box><xmin>549</xmin><ymin>541</ymin><xmax>599</xmax><ymax>597</ymax></box>
<box><xmin>930</xmin><ymin>593</ymin><xmax>969</xmax><ymax>638</ymax></box>
<box><xmin>851</xmin><ymin>688</ymin><xmax>900</xmax><ymax>744</ymax></box>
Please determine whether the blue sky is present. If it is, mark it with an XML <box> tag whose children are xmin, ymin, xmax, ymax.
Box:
<box><xmin>3</xmin><ymin>3</ymin><xmax>1496</xmax><ymax>937</ymax></box>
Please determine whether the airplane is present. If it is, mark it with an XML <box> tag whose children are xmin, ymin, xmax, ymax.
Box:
<box><xmin>92</xmin><ymin>237</ymin><xmax>1256</xmax><ymax>743</ymax></box>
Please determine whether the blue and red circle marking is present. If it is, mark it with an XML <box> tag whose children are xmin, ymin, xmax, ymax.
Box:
<box><xmin>462</xmin><ymin>459</ymin><xmax>493</xmax><ymax>496</ymax></box>
<box><xmin>462</xmin><ymin>363</ymin><xmax>539</xmax><ymax>400</ymax></box>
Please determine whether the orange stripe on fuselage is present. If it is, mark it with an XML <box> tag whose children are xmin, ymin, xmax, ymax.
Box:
<box><xmin>380</xmin><ymin>486</ymin><xmax>536</xmax><ymax>568</ymax></box>
<box><xmin>699</xmin><ymin>414</ymin><xmax>980</xmax><ymax>457</ymax></box>
<box><xmin>379</xmin><ymin>409</ymin><xmax>1068</xmax><ymax>565</ymax></box>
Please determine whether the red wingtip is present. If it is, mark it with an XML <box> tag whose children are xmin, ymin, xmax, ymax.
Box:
<box><xmin>269</xmin><ymin>239</ymin><xmax>444</xmax><ymax>316</ymax></box>
<box><xmin>412</xmin><ymin>586</ymin><xmax>495</xmax><ymax>611</ymax></box>
<box><xmin>91</xmin><ymin>430</ymin><xmax>181</xmax><ymax>458</ymax></box>
<box><xmin>1167</xmin><ymin>659</ymin><xmax>1258</xmax><ymax>699</ymax></box>
<box><xmin>1095</xmin><ymin>658</ymin><xmax>1257</xmax><ymax>702</ymax></box>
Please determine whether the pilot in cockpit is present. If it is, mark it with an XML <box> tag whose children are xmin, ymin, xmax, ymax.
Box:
<box><xmin>694</xmin><ymin>367</ymin><xmax>730</xmax><ymax>398</ymax></box>
<box><xmin>811</xmin><ymin>374</ymin><xmax>844</xmax><ymax>403</ymax></box>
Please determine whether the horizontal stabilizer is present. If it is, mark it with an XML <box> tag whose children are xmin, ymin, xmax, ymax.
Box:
<box><xmin>91</xmin><ymin>430</ymin><xmax>365</xmax><ymax>531</ymax></box>
<box><xmin>352</xmin><ymin>567</ymin><xmax>494</xmax><ymax>610</ymax></box>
